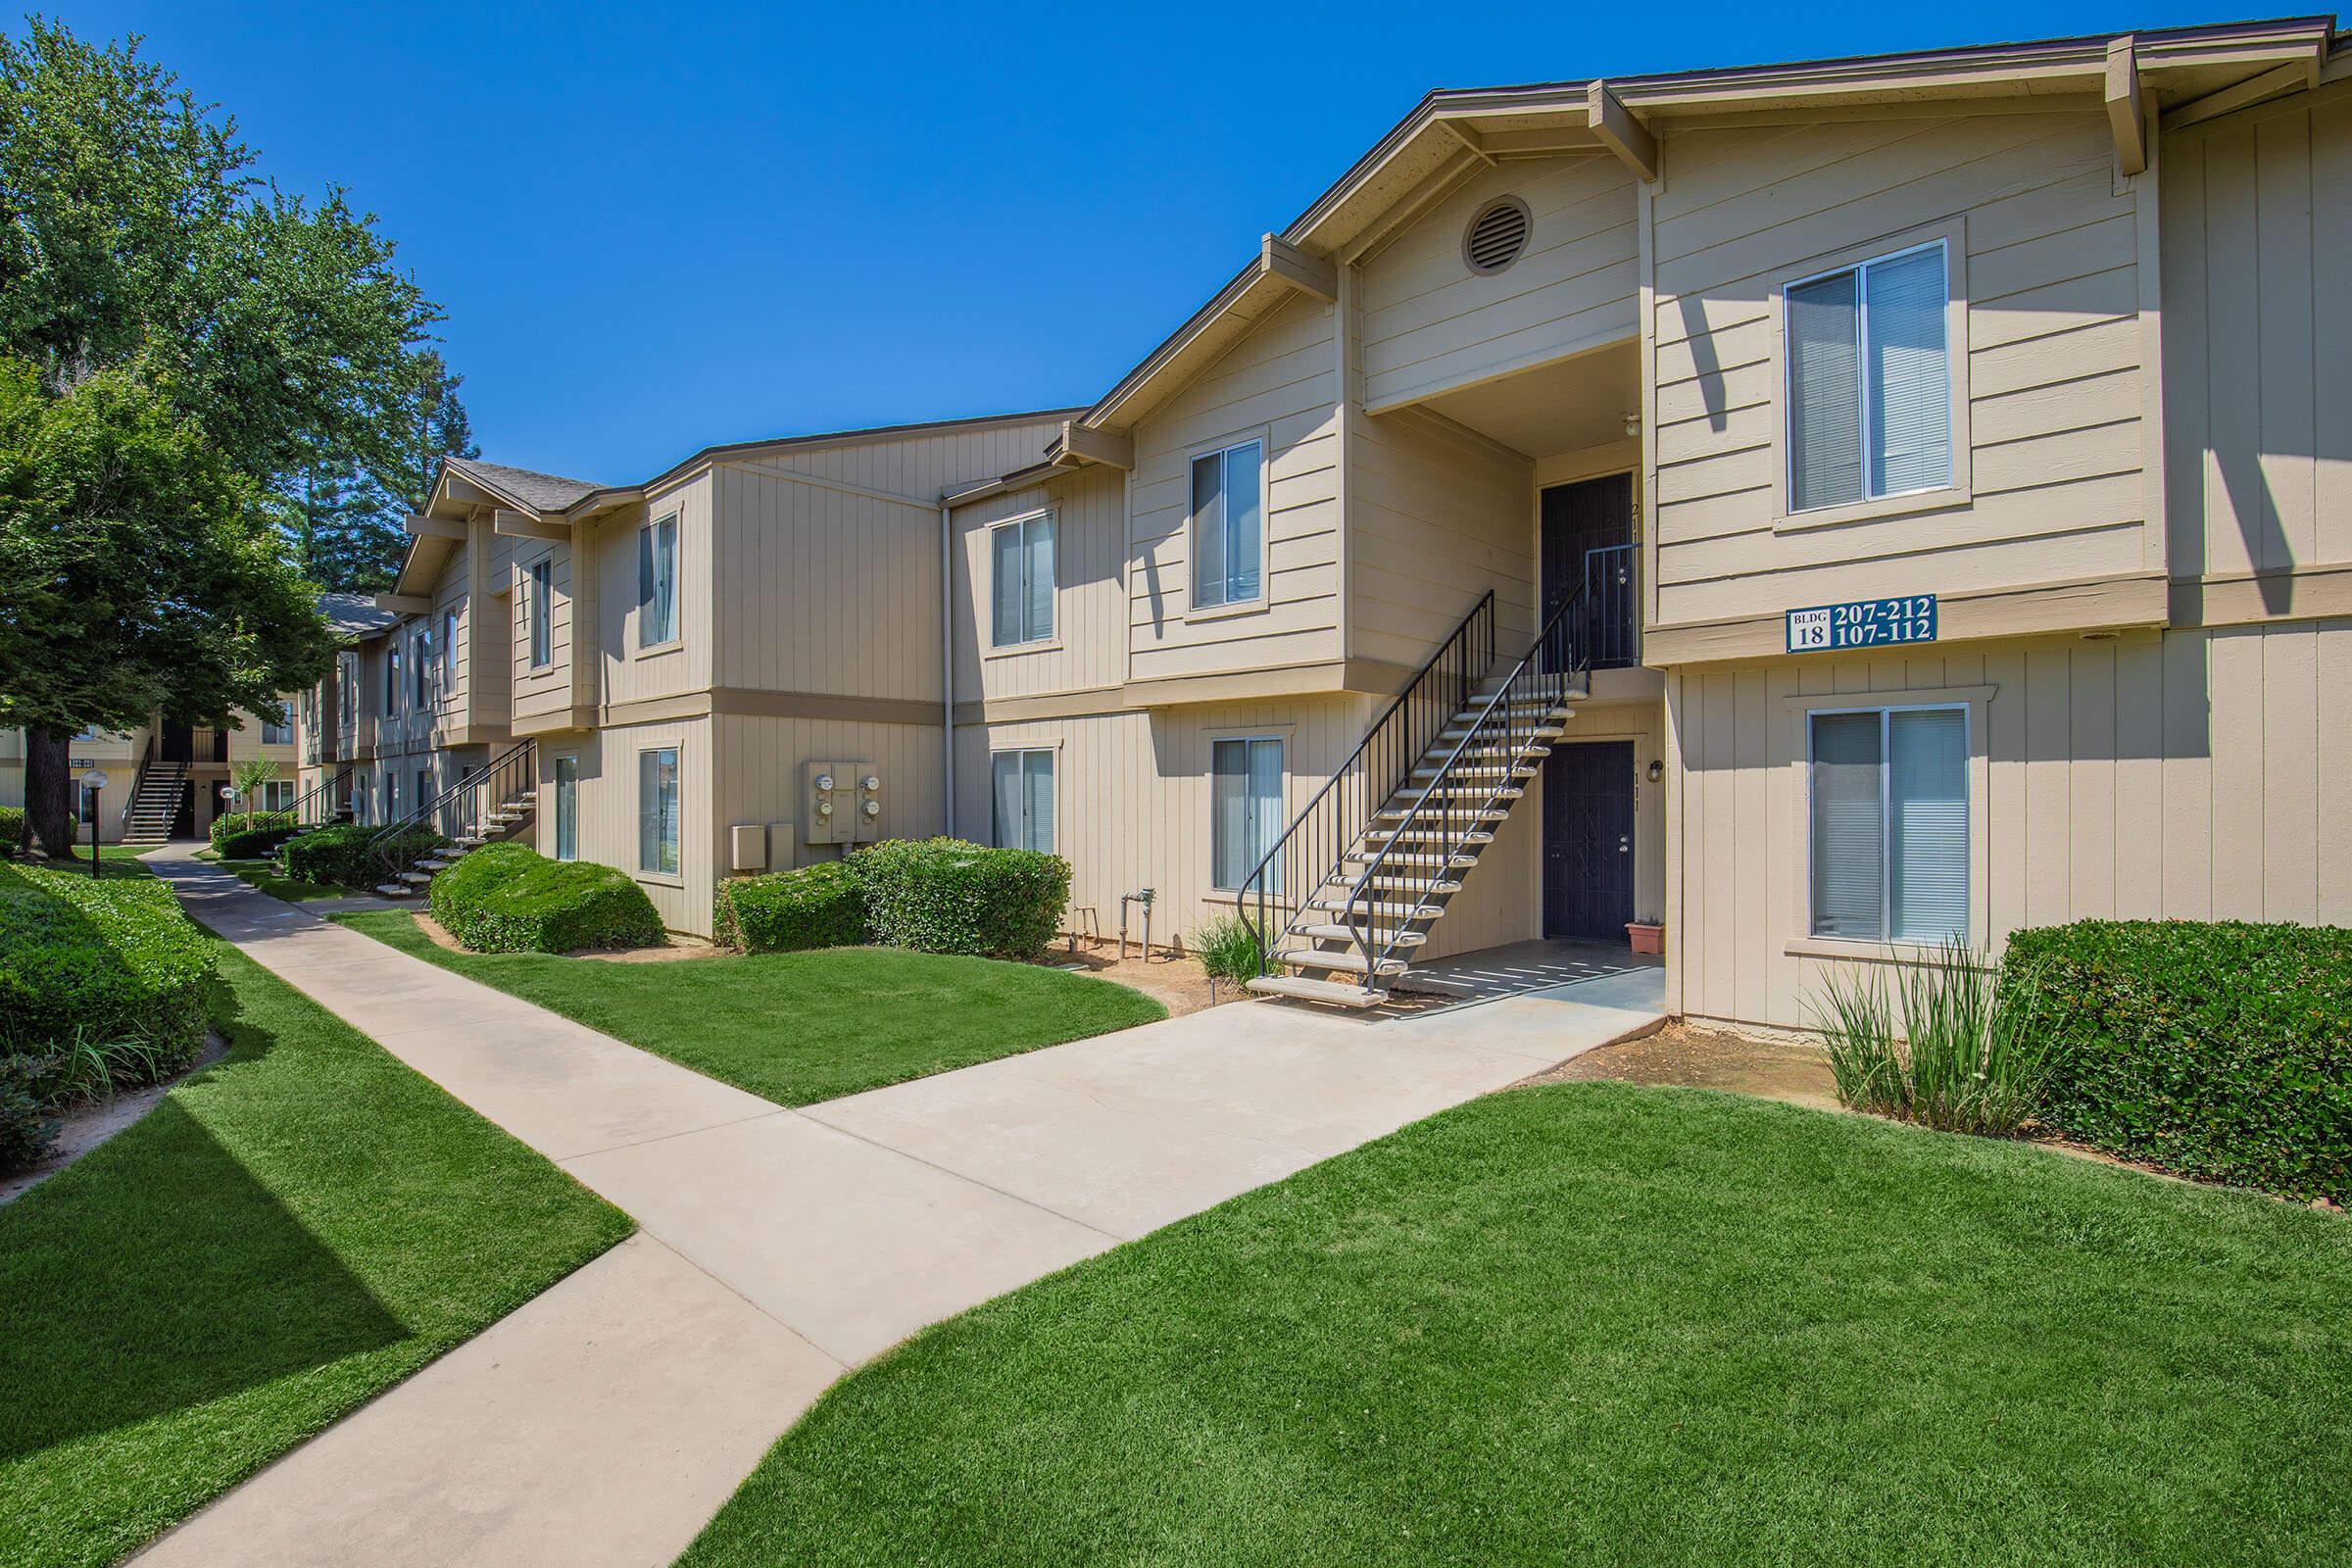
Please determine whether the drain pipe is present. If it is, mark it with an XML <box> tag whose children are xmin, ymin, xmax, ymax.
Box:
<box><xmin>939</xmin><ymin>501</ymin><xmax>955</xmax><ymax>837</ymax></box>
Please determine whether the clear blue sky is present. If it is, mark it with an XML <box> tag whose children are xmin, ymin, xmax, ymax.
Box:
<box><xmin>51</xmin><ymin>2</ymin><xmax>2256</xmax><ymax>484</ymax></box>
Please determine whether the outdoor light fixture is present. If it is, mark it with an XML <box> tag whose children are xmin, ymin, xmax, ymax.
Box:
<box><xmin>79</xmin><ymin>767</ymin><xmax>109</xmax><ymax>879</ymax></box>
<box><xmin>1646</xmin><ymin>760</ymin><xmax>1664</xmax><ymax>783</ymax></box>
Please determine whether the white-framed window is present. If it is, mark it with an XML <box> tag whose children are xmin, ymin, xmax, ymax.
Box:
<box><xmin>638</xmin><ymin>746</ymin><xmax>679</xmax><ymax>874</ymax></box>
<box><xmin>442</xmin><ymin>608</ymin><xmax>459</xmax><ymax>693</ymax></box>
<box><xmin>528</xmin><ymin>558</ymin><xmax>554</xmax><ymax>668</ymax></box>
<box><xmin>1785</xmin><ymin>240</ymin><xmax>1950</xmax><ymax>514</ymax></box>
<box><xmin>261</xmin><ymin>715</ymin><xmax>293</xmax><ymax>746</ymax></box>
<box><xmin>638</xmin><ymin>514</ymin><xmax>678</xmax><ymax>647</ymax></box>
<box><xmin>1808</xmin><ymin>705</ymin><xmax>1968</xmax><ymax>944</ymax></box>
<box><xmin>1190</xmin><ymin>438</ymin><xmax>1264</xmax><ymax>610</ymax></box>
<box><xmin>260</xmin><ymin>780</ymin><xmax>295</xmax><ymax>812</ymax></box>
<box><xmin>553</xmin><ymin>755</ymin><xmax>579</xmax><ymax>861</ymax></box>
<box><xmin>413</xmin><ymin>624</ymin><xmax>433</xmax><ymax>707</ymax></box>
<box><xmin>1210</xmin><ymin>735</ymin><xmax>1284</xmax><ymax>892</ymax></box>
<box><xmin>990</xmin><ymin>749</ymin><xmax>1055</xmax><ymax>853</ymax></box>
<box><xmin>385</xmin><ymin>643</ymin><xmax>401</xmax><ymax>713</ymax></box>
<box><xmin>989</xmin><ymin>510</ymin><xmax>1056</xmax><ymax>647</ymax></box>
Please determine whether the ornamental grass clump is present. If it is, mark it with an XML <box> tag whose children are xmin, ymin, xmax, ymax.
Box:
<box><xmin>1811</xmin><ymin>939</ymin><xmax>2048</xmax><ymax>1138</ymax></box>
<box><xmin>1190</xmin><ymin>915</ymin><xmax>1264</xmax><ymax>986</ymax></box>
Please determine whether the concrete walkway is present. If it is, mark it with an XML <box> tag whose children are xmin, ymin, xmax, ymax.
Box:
<box><xmin>136</xmin><ymin>851</ymin><xmax>1664</xmax><ymax>1567</ymax></box>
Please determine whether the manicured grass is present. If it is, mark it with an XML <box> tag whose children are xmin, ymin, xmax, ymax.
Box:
<box><xmin>0</xmin><ymin>938</ymin><xmax>631</xmax><ymax>1568</ymax></box>
<box><xmin>217</xmin><ymin>856</ymin><xmax>366</xmax><ymax>902</ymax></box>
<box><xmin>683</xmin><ymin>1085</ymin><xmax>2352</xmax><ymax>1568</ymax></box>
<box><xmin>336</xmin><ymin>911</ymin><xmax>1167</xmax><ymax>1107</ymax></box>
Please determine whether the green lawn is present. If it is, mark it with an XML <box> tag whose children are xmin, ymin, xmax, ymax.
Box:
<box><xmin>0</xmin><ymin>939</ymin><xmax>631</xmax><ymax>1568</ymax></box>
<box><xmin>217</xmin><ymin>855</ymin><xmax>367</xmax><ymax>902</ymax></box>
<box><xmin>336</xmin><ymin>911</ymin><xmax>1167</xmax><ymax>1106</ymax></box>
<box><xmin>683</xmin><ymin>1084</ymin><xmax>2352</xmax><ymax>1568</ymax></box>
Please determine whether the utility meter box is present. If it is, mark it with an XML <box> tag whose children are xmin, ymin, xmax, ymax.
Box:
<box><xmin>802</xmin><ymin>761</ymin><xmax>881</xmax><ymax>845</ymax></box>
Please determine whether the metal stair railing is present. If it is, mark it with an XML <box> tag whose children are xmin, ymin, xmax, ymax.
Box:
<box><xmin>1331</xmin><ymin>582</ymin><xmax>1593</xmax><ymax>992</ymax></box>
<box><xmin>288</xmin><ymin>764</ymin><xmax>355</xmax><ymax>828</ymax></box>
<box><xmin>1238</xmin><ymin>591</ymin><xmax>1496</xmax><ymax>978</ymax></box>
<box><xmin>368</xmin><ymin>738</ymin><xmax>537</xmax><ymax>880</ymax></box>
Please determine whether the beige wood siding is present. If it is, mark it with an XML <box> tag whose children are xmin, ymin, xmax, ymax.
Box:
<box><xmin>595</xmin><ymin>473</ymin><xmax>712</xmax><ymax>707</ymax></box>
<box><xmin>954</xmin><ymin>466</ymin><xmax>1128</xmax><ymax>703</ymax></box>
<box><xmin>1360</xmin><ymin>152</ymin><xmax>1640</xmax><ymax>413</ymax></box>
<box><xmin>1667</xmin><ymin>620</ymin><xmax>2352</xmax><ymax>1028</ymax></box>
<box><xmin>1348</xmin><ymin>406</ymin><xmax>1538</xmax><ymax>668</ymax></box>
<box><xmin>711</xmin><ymin>416</ymin><xmax>1062</xmax><ymax>701</ymax></box>
<box><xmin>547</xmin><ymin>716</ymin><xmax>710</xmax><ymax>933</ymax></box>
<box><xmin>1649</xmin><ymin>110</ymin><xmax>2155</xmax><ymax>628</ymax></box>
<box><xmin>952</xmin><ymin>694</ymin><xmax>1379</xmax><ymax>950</ymax></box>
<box><xmin>2161</xmin><ymin>79</ymin><xmax>2352</xmax><ymax>586</ymax></box>
<box><xmin>510</xmin><ymin>541</ymin><xmax>576</xmax><ymax>724</ymax></box>
<box><xmin>1127</xmin><ymin>293</ymin><xmax>1343</xmax><ymax>682</ymax></box>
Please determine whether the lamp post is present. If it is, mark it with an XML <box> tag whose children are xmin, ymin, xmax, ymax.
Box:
<box><xmin>80</xmin><ymin>767</ymin><xmax>109</xmax><ymax>880</ymax></box>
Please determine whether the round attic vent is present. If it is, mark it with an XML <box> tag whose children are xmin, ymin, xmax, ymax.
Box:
<box><xmin>1463</xmin><ymin>196</ymin><xmax>1532</xmax><ymax>274</ymax></box>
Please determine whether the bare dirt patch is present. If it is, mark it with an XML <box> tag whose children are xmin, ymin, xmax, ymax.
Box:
<box><xmin>1033</xmin><ymin>937</ymin><xmax>1225</xmax><ymax>1017</ymax></box>
<box><xmin>1523</xmin><ymin>1019</ymin><xmax>1840</xmax><ymax>1109</ymax></box>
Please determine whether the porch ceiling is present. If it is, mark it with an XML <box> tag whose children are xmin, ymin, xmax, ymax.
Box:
<box><xmin>1418</xmin><ymin>339</ymin><xmax>1639</xmax><ymax>460</ymax></box>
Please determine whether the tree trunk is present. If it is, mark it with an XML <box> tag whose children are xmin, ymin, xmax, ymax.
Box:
<box><xmin>24</xmin><ymin>727</ymin><xmax>83</xmax><ymax>860</ymax></box>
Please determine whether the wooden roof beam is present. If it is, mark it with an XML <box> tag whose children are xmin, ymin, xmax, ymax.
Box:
<box><xmin>1260</xmin><ymin>233</ymin><xmax>1338</xmax><ymax>301</ymax></box>
<box><xmin>2160</xmin><ymin>57</ymin><xmax>2319</xmax><ymax>132</ymax></box>
<box><xmin>403</xmin><ymin>513</ymin><xmax>466</xmax><ymax>541</ymax></box>
<box><xmin>1051</xmin><ymin>420</ymin><xmax>1135</xmax><ymax>471</ymax></box>
<box><xmin>2105</xmin><ymin>36</ymin><xmax>2146</xmax><ymax>176</ymax></box>
<box><xmin>372</xmin><ymin>593</ymin><xmax>430</xmax><ymax>615</ymax></box>
<box><xmin>1586</xmin><ymin>80</ymin><xmax>1659</xmax><ymax>182</ymax></box>
<box><xmin>494</xmin><ymin>509</ymin><xmax>568</xmax><ymax>542</ymax></box>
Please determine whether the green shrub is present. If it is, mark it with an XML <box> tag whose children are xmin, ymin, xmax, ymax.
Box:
<box><xmin>0</xmin><ymin>1074</ymin><xmax>56</xmax><ymax>1170</ymax></box>
<box><xmin>211</xmin><ymin>809</ymin><xmax>298</xmax><ymax>859</ymax></box>
<box><xmin>1191</xmin><ymin>915</ymin><xmax>1264</xmax><ymax>985</ymax></box>
<box><xmin>854</xmin><ymin>837</ymin><xmax>1070</xmax><ymax>961</ymax></box>
<box><xmin>1811</xmin><ymin>940</ymin><xmax>2049</xmax><ymax>1138</ymax></box>
<box><xmin>714</xmin><ymin>859</ymin><xmax>870</xmax><ymax>953</ymax></box>
<box><xmin>2000</xmin><ymin>920</ymin><xmax>2352</xmax><ymax>1202</ymax></box>
<box><xmin>427</xmin><ymin>843</ymin><xmax>664</xmax><ymax>954</ymax></box>
<box><xmin>282</xmin><ymin>822</ymin><xmax>440</xmax><ymax>887</ymax></box>
<box><xmin>0</xmin><ymin>805</ymin><xmax>24</xmax><ymax>857</ymax></box>
<box><xmin>0</xmin><ymin>860</ymin><xmax>214</xmax><ymax>1070</ymax></box>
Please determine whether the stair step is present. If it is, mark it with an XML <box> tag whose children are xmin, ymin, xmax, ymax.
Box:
<box><xmin>1275</xmin><ymin>948</ymin><xmax>1410</xmax><ymax>978</ymax></box>
<box><xmin>1360</xmin><ymin>826</ymin><xmax>1494</xmax><ymax>847</ymax></box>
<box><xmin>1297</xmin><ymin>923</ymin><xmax>1429</xmax><ymax>947</ymax></box>
<box><xmin>374</xmin><ymin>883</ymin><xmax>413</xmax><ymax>898</ymax></box>
<box><xmin>1373</xmin><ymin>805</ymin><xmax>1509</xmax><ymax>822</ymax></box>
<box><xmin>1246</xmin><ymin>974</ymin><xmax>1388</xmax><ymax>1008</ymax></box>
<box><xmin>398</xmin><ymin>870</ymin><xmax>432</xmax><ymax>885</ymax></box>
<box><xmin>1437</xmin><ymin>723</ymin><xmax>1567</xmax><ymax>743</ymax></box>
<box><xmin>1408</xmin><ymin>764</ymin><xmax>1538</xmax><ymax>783</ymax></box>
<box><xmin>1307</xmin><ymin>897</ymin><xmax>1449</xmax><ymax>917</ymax></box>
<box><xmin>1348</xmin><ymin>875</ymin><xmax>1463</xmax><ymax>895</ymax></box>
<box><xmin>1342</xmin><ymin>851</ymin><xmax>1479</xmax><ymax>870</ymax></box>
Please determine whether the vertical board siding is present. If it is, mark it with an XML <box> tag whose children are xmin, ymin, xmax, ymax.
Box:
<box><xmin>1670</xmin><ymin>620</ymin><xmax>2352</xmax><ymax>1028</ymax></box>
<box><xmin>597</xmin><ymin>473</ymin><xmax>713</xmax><ymax>708</ymax></box>
<box><xmin>953</xmin><ymin>467</ymin><xmax>1129</xmax><ymax>702</ymax></box>
<box><xmin>1649</xmin><ymin>111</ymin><xmax>2153</xmax><ymax>625</ymax></box>
<box><xmin>1127</xmin><ymin>293</ymin><xmax>1343</xmax><ymax>682</ymax></box>
<box><xmin>1359</xmin><ymin>152</ymin><xmax>1641</xmax><ymax>411</ymax></box>
<box><xmin>510</xmin><ymin>541</ymin><xmax>575</xmax><ymax>724</ymax></box>
<box><xmin>2162</xmin><ymin>80</ymin><xmax>2352</xmax><ymax>581</ymax></box>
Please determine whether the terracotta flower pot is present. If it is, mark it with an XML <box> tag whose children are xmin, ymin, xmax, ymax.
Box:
<box><xmin>1626</xmin><ymin>921</ymin><xmax>1665</xmax><ymax>956</ymax></box>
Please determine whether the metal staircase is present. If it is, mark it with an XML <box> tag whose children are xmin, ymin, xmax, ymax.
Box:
<box><xmin>368</xmin><ymin>739</ymin><xmax>538</xmax><ymax>899</ymax></box>
<box><xmin>121</xmin><ymin>739</ymin><xmax>186</xmax><ymax>846</ymax></box>
<box><xmin>1239</xmin><ymin>584</ymin><xmax>1592</xmax><ymax>1007</ymax></box>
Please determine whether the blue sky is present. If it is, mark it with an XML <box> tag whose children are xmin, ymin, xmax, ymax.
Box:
<box><xmin>51</xmin><ymin>2</ymin><xmax>2249</xmax><ymax>483</ymax></box>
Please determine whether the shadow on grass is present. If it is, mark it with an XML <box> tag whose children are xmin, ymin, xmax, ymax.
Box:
<box><xmin>0</xmin><ymin>1013</ymin><xmax>405</xmax><ymax>1463</ymax></box>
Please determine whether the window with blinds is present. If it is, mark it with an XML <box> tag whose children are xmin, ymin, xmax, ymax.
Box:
<box><xmin>1191</xmin><ymin>439</ymin><xmax>1264</xmax><ymax>610</ymax></box>
<box><xmin>639</xmin><ymin>747</ymin><xmax>679</xmax><ymax>874</ymax></box>
<box><xmin>1787</xmin><ymin>242</ymin><xmax>1951</xmax><ymax>513</ymax></box>
<box><xmin>1210</xmin><ymin>736</ymin><xmax>1284</xmax><ymax>892</ymax></box>
<box><xmin>1809</xmin><ymin>706</ymin><xmax>1967</xmax><ymax>944</ymax></box>
<box><xmin>528</xmin><ymin>559</ymin><xmax>554</xmax><ymax>668</ymax></box>
<box><xmin>991</xmin><ymin>749</ymin><xmax>1055</xmax><ymax>853</ymax></box>
<box><xmin>639</xmin><ymin>514</ymin><xmax>678</xmax><ymax>647</ymax></box>
<box><xmin>989</xmin><ymin>512</ymin><xmax>1056</xmax><ymax>647</ymax></box>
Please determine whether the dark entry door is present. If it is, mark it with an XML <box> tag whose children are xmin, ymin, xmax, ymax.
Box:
<box><xmin>1543</xmin><ymin>740</ymin><xmax>1635</xmax><ymax>941</ymax></box>
<box><xmin>162</xmin><ymin>719</ymin><xmax>193</xmax><ymax>763</ymax></box>
<box><xmin>1540</xmin><ymin>472</ymin><xmax>1636</xmax><ymax>669</ymax></box>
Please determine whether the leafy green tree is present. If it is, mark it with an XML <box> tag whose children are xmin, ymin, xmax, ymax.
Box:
<box><xmin>0</xmin><ymin>356</ymin><xmax>334</xmax><ymax>857</ymax></box>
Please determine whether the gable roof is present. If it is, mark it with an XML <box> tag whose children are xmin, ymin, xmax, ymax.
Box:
<box><xmin>319</xmin><ymin>591</ymin><xmax>400</xmax><ymax>640</ymax></box>
<box><xmin>445</xmin><ymin>457</ymin><xmax>601</xmax><ymax>514</ymax></box>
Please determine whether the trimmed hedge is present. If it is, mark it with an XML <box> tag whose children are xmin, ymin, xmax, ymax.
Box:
<box><xmin>2000</xmin><ymin>919</ymin><xmax>2352</xmax><ymax>1202</ymax></box>
<box><xmin>0</xmin><ymin>805</ymin><xmax>24</xmax><ymax>857</ymax></box>
<box><xmin>211</xmin><ymin>809</ymin><xmax>298</xmax><ymax>859</ymax></box>
<box><xmin>283</xmin><ymin>822</ymin><xmax>440</xmax><ymax>888</ymax></box>
<box><xmin>0</xmin><ymin>859</ymin><xmax>214</xmax><ymax>1063</ymax></box>
<box><xmin>714</xmin><ymin>859</ymin><xmax>869</xmax><ymax>954</ymax></box>
<box><xmin>427</xmin><ymin>843</ymin><xmax>664</xmax><ymax>954</ymax></box>
<box><xmin>855</xmin><ymin>838</ymin><xmax>1070</xmax><ymax>962</ymax></box>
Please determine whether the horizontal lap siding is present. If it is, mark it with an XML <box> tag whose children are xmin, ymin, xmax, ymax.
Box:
<box><xmin>716</xmin><ymin>418</ymin><xmax>1063</xmax><ymax>700</ymax></box>
<box><xmin>1349</xmin><ymin>410</ymin><xmax>1537</xmax><ymax>673</ymax></box>
<box><xmin>954</xmin><ymin>466</ymin><xmax>1127</xmax><ymax>702</ymax></box>
<box><xmin>2162</xmin><ymin>81</ymin><xmax>2352</xmax><ymax>579</ymax></box>
<box><xmin>1671</xmin><ymin>622</ymin><xmax>2352</xmax><ymax>1029</ymax></box>
<box><xmin>1362</xmin><ymin>153</ymin><xmax>1639</xmax><ymax>410</ymax></box>
<box><xmin>1128</xmin><ymin>294</ymin><xmax>1341</xmax><ymax>682</ymax></box>
<box><xmin>953</xmin><ymin>695</ymin><xmax>1377</xmax><ymax>951</ymax></box>
<box><xmin>1650</xmin><ymin>111</ymin><xmax>2153</xmax><ymax>626</ymax></box>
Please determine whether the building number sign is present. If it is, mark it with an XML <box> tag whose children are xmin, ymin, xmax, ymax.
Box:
<box><xmin>1786</xmin><ymin>594</ymin><xmax>1938</xmax><ymax>654</ymax></box>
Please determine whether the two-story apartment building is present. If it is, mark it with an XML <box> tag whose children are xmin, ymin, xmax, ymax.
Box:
<box><xmin>348</xmin><ymin>16</ymin><xmax>2350</xmax><ymax>1031</ymax></box>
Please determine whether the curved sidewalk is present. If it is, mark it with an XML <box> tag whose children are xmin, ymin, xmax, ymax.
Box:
<box><xmin>137</xmin><ymin>852</ymin><xmax>1664</xmax><ymax>1566</ymax></box>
